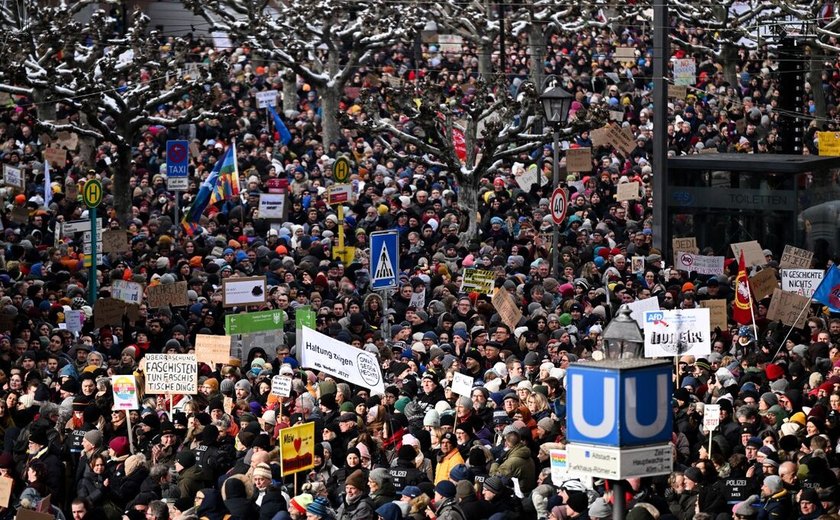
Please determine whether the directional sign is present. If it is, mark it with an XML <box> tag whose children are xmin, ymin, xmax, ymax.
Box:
<box><xmin>550</xmin><ymin>187</ymin><xmax>568</xmax><ymax>225</ymax></box>
<box><xmin>62</xmin><ymin>219</ymin><xmax>102</xmax><ymax>235</ymax></box>
<box><xmin>166</xmin><ymin>140</ymin><xmax>189</xmax><ymax>190</ymax></box>
<box><xmin>333</xmin><ymin>156</ymin><xmax>351</xmax><ymax>183</ymax></box>
<box><xmin>370</xmin><ymin>230</ymin><xmax>399</xmax><ymax>290</ymax></box>
<box><xmin>83</xmin><ymin>179</ymin><xmax>103</xmax><ymax>208</ymax></box>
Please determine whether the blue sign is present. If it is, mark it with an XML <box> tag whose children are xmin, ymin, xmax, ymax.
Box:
<box><xmin>370</xmin><ymin>230</ymin><xmax>399</xmax><ymax>290</ymax></box>
<box><xmin>566</xmin><ymin>361</ymin><xmax>672</xmax><ymax>448</ymax></box>
<box><xmin>166</xmin><ymin>140</ymin><xmax>190</xmax><ymax>178</ymax></box>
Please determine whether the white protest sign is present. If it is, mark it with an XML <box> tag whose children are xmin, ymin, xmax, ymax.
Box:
<box><xmin>2</xmin><ymin>165</ymin><xmax>23</xmax><ymax>189</ymax></box>
<box><xmin>674</xmin><ymin>253</ymin><xmax>725</xmax><ymax>275</ymax></box>
<box><xmin>111</xmin><ymin>375</ymin><xmax>139</xmax><ymax>411</ymax></box>
<box><xmin>256</xmin><ymin>90</ymin><xmax>278</xmax><ymax>108</ymax></box>
<box><xmin>143</xmin><ymin>354</ymin><xmax>198</xmax><ymax>394</ymax></box>
<box><xmin>704</xmin><ymin>404</ymin><xmax>721</xmax><ymax>432</ymax></box>
<box><xmin>643</xmin><ymin>308</ymin><xmax>711</xmax><ymax>358</ymax></box>
<box><xmin>626</xmin><ymin>297</ymin><xmax>661</xmax><ymax>328</ymax></box>
<box><xmin>514</xmin><ymin>163</ymin><xmax>540</xmax><ymax>191</ymax></box>
<box><xmin>451</xmin><ymin>372</ymin><xmax>474</xmax><ymax>396</ymax></box>
<box><xmin>410</xmin><ymin>291</ymin><xmax>425</xmax><ymax>310</ymax></box>
<box><xmin>781</xmin><ymin>269</ymin><xmax>824</xmax><ymax>298</ymax></box>
<box><xmin>271</xmin><ymin>375</ymin><xmax>292</xmax><ymax>397</ymax></box>
<box><xmin>673</xmin><ymin>58</ymin><xmax>696</xmax><ymax>86</ymax></box>
<box><xmin>258</xmin><ymin>193</ymin><xmax>286</xmax><ymax>219</ymax></box>
<box><xmin>111</xmin><ymin>280</ymin><xmax>143</xmax><ymax>304</ymax></box>
<box><xmin>65</xmin><ymin>310</ymin><xmax>83</xmax><ymax>333</ymax></box>
<box><xmin>300</xmin><ymin>326</ymin><xmax>385</xmax><ymax>394</ymax></box>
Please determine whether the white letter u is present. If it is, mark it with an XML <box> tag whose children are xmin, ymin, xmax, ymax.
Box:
<box><xmin>625</xmin><ymin>374</ymin><xmax>669</xmax><ymax>438</ymax></box>
<box><xmin>571</xmin><ymin>374</ymin><xmax>616</xmax><ymax>439</ymax></box>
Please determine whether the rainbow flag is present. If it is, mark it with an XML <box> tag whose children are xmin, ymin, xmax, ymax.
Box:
<box><xmin>209</xmin><ymin>142</ymin><xmax>240</xmax><ymax>206</ymax></box>
<box><xmin>181</xmin><ymin>146</ymin><xmax>232</xmax><ymax>235</ymax></box>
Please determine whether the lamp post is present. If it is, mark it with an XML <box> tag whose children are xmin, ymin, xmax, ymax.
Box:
<box><xmin>601</xmin><ymin>304</ymin><xmax>644</xmax><ymax>360</ymax></box>
<box><xmin>539</xmin><ymin>78</ymin><xmax>574</xmax><ymax>278</ymax></box>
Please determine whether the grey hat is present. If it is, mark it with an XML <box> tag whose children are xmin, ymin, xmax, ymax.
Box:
<box><xmin>369</xmin><ymin>467</ymin><xmax>391</xmax><ymax>486</ymax></box>
<box><xmin>759</xmin><ymin>392</ymin><xmax>778</xmax><ymax>408</ymax></box>
<box><xmin>733</xmin><ymin>496</ymin><xmax>759</xmax><ymax>517</ymax></box>
<box><xmin>83</xmin><ymin>429</ymin><xmax>103</xmax><ymax>447</ymax></box>
<box><xmin>763</xmin><ymin>475</ymin><xmax>783</xmax><ymax>493</ymax></box>
<box><xmin>220</xmin><ymin>379</ymin><xmax>235</xmax><ymax>394</ymax></box>
<box><xmin>588</xmin><ymin>498</ymin><xmax>613</xmax><ymax>519</ymax></box>
<box><xmin>423</xmin><ymin>410</ymin><xmax>440</xmax><ymax>428</ymax></box>
<box><xmin>502</xmin><ymin>424</ymin><xmax>520</xmax><ymax>437</ymax></box>
<box><xmin>769</xmin><ymin>379</ymin><xmax>789</xmax><ymax>394</ymax></box>
<box><xmin>456</xmin><ymin>396</ymin><xmax>472</xmax><ymax>409</ymax></box>
<box><xmin>235</xmin><ymin>380</ymin><xmax>251</xmax><ymax>392</ymax></box>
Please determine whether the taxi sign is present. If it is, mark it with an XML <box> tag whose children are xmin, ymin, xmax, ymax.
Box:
<box><xmin>333</xmin><ymin>156</ymin><xmax>351</xmax><ymax>183</ymax></box>
<box><xmin>83</xmin><ymin>179</ymin><xmax>103</xmax><ymax>208</ymax></box>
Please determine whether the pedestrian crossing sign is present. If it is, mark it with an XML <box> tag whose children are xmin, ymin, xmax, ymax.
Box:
<box><xmin>370</xmin><ymin>230</ymin><xmax>399</xmax><ymax>290</ymax></box>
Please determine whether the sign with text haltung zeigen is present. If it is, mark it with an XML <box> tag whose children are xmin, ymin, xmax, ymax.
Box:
<box><xmin>300</xmin><ymin>326</ymin><xmax>385</xmax><ymax>394</ymax></box>
<box><xmin>566</xmin><ymin>360</ymin><xmax>672</xmax><ymax>448</ymax></box>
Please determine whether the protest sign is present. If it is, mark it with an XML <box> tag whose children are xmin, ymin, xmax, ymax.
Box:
<box><xmin>607</xmin><ymin>125</ymin><xmax>635</xmax><ymax>155</ymax></box>
<box><xmin>731</xmin><ymin>240</ymin><xmax>765</xmax><ymax>267</ymax></box>
<box><xmin>409</xmin><ymin>291</ymin><xmax>425</xmax><ymax>310</ymax></box>
<box><xmin>565</xmin><ymin>148</ymin><xmax>591</xmax><ymax>172</ymax></box>
<box><xmin>550</xmin><ymin>450</ymin><xmax>568</xmax><ymax>485</ymax></box>
<box><xmin>781</xmin><ymin>269</ymin><xmax>824</xmax><ymax>298</ymax></box>
<box><xmin>300</xmin><ymin>327</ymin><xmax>385</xmax><ymax>394</ymax></box>
<box><xmin>93</xmin><ymin>298</ymin><xmax>124</xmax><ymax>328</ymax></box>
<box><xmin>673</xmin><ymin>58</ymin><xmax>696</xmax><ymax>86</ymax></box>
<box><xmin>672</xmin><ymin>236</ymin><xmax>698</xmax><ymax>254</ymax></box>
<box><xmin>767</xmin><ymin>288</ymin><xmax>809</xmax><ymax>328</ymax></box>
<box><xmin>16</xmin><ymin>509</ymin><xmax>52</xmax><ymax>520</ymax></box>
<box><xmin>111</xmin><ymin>280</ymin><xmax>143</xmax><ymax>304</ymax></box>
<box><xmin>111</xmin><ymin>375</ymin><xmax>139</xmax><ymax>410</ymax></box>
<box><xmin>279</xmin><ymin>421</ymin><xmax>315</xmax><ymax>476</ymax></box>
<box><xmin>258</xmin><ymin>193</ymin><xmax>286</xmax><ymax>219</ymax></box>
<box><xmin>223</xmin><ymin>276</ymin><xmax>267</xmax><ymax>307</ymax></box>
<box><xmin>627</xmin><ymin>296</ymin><xmax>660</xmax><ymax>328</ymax></box>
<box><xmin>674</xmin><ymin>253</ymin><xmax>724</xmax><ymax>275</ymax></box>
<box><xmin>451</xmin><ymin>372</ymin><xmax>474</xmax><ymax>396</ymax></box>
<box><xmin>668</xmin><ymin>85</ymin><xmax>688</xmax><ymax>98</ymax></box>
<box><xmin>631</xmin><ymin>256</ymin><xmax>645</xmax><ymax>274</ymax></box>
<box><xmin>43</xmin><ymin>146</ymin><xmax>66</xmax><ymax>167</ymax></box>
<box><xmin>147</xmin><ymin>281</ymin><xmax>188</xmax><ymax>308</ymax></box>
<box><xmin>2</xmin><ymin>165</ymin><xmax>23</xmax><ymax>189</ymax></box>
<box><xmin>65</xmin><ymin>310</ymin><xmax>83</xmax><ymax>333</ymax></box>
<box><xmin>818</xmin><ymin>131</ymin><xmax>840</xmax><ymax>156</ymax></box>
<box><xmin>10</xmin><ymin>206</ymin><xmax>28</xmax><ymax>224</ymax></box>
<box><xmin>700</xmin><ymin>299</ymin><xmax>728</xmax><ymax>331</ymax></box>
<box><xmin>613</xmin><ymin>47</ymin><xmax>636</xmax><ymax>60</ymax></box>
<box><xmin>460</xmin><ymin>269</ymin><xmax>496</xmax><ymax>296</ymax></box>
<box><xmin>144</xmin><ymin>354</ymin><xmax>198</xmax><ymax>394</ymax></box>
<box><xmin>616</xmin><ymin>181</ymin><xmax>640</xmax><ymax>201</ymax></box>
<box><xmin>589</xmin><ymin>127</ymin><xmax>609</xmax><ymax>147</ymax></box>
<box><xmin>780</xmin><ymin>245</ymin><xmax>814</xmax><ymax>269</ymax></box>
<box><xmin>643</xmin><ymin>308</ymin><xmax>711</xmax><ymax>357</ymax></box>
<box><xmin>704</xmin><ymin>404</ymin><xmax>721</xmax><ymax>432</ymax></box>
<box><xmin>271</xmin><ymin>375</ymin><xmax>292</xmax><ymax>397</ymax></box>
<box><xmin>514</xmin><ymin>163</ymin><xmax>541</xmax><ymax>191</ymax></box>
<box><xmin>0</xmin><ymin>476</ymin><xmax>11</xmax><ymax>507</ymax></box>
<box><xmin>195</xmin><ymin>334</ymin><xmax>232</xmax><ymax>366</ymax></box>
<box><xmin>492</xmin><ymin>289</ymin><xmax>522</xmax><ymax>330</ymax></box>
<box><xmin>225</xmin><ymin>309</ymin><xmax>285</xmax><ymax>335</ymax></box>
<box><xmin>749</xmin><ymin>268</ymin><xmax>778</xmax><ymax>301</ymax></box>
<box><xmin>102</xmin><ymin>230</ymin><xmax>130</xmax><ymax>253</ymax></box>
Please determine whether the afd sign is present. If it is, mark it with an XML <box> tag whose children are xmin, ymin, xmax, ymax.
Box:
<box><xmin>566</xmin><ymin>361</ymin><xmax>672</xmax><ymax>447</ymax></box>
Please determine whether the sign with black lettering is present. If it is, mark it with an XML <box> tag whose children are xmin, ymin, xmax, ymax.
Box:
<box><xmin>144</xmin><ymin>354</ymin><xmax>197</xmax><ymax>394</ymax></box>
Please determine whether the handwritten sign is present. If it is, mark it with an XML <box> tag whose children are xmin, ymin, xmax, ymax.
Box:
<box><xmin>514</xmin><ymin>163</ymin><xmax>541</xmax><ymax>191</ymax></box>
<box><xmin>616</xmin><ymin>181</ymin><xmax>640</xmax><ymax>201</ymax></box>
<box><xmin>749</xmin><ymin>268</ymin><xmax>777</xmax><ymax>301</ymax></box>
<box><xmin>111</xmin><ymin>280</ymin><xmax>143</xmax><ymax>304</ymax></box>
<box><xmin>590</xmin><ymin>127</ymin><xmax>610</xmax><ymax>148</ymax></box>
<box><xmin>0</xmin><ymin>475</ymin><xmax>11</xmax><ymax>507</ymax></box>
<box><xmin>65</xmin><ymin>310</ymin><xmax>83</xmax><ymax>333</ymax></box>
<box><xmin>668</xmin><ymin>85</ymin><xmax>688</xmax><ymax>99</ymax></box>
<box><xmin>195</xmin><ymin>334</ymin><xmax>232</xmax><ymax>366</ymax></box>
<box><xmin>673</xmin><ymin>236</ymin><xmax>698</xmax><ymax>254</ymax></box>
<box><xmin>43</xmin><ymin>146</ymin><xmax>66</xmax><ymax>168</ymax></box>
<box><xmin>492</xmin><ymin>289</ymin><xmax>522</xmax><ymax>330</ymax></box>
<box><xmin>147</xmin><ymin>281</ymin><xmax>188</xmax><ymax>308</ymax></box>
<box><xmin>3</xmin><ymin>165</ymin><xmax>23</xmax><ymax>189</ymax></box>
<box><xmin>767</xmin><ymin>288</ymin><xmax>809</xmax><ymax>328</ymax></box>
<box><xmin>700</xmin><ymin>299</ymin><xmax>728</xmax><ymax>331</ymax></box>
<box><xmin>451</xmin><ymin>372</ymin><xmax>474</xmax><ymax>396</ymax></box>
<box><xmin>93</xmin><ymin>298</ymin><xmax>125</xmax><ymax>328</ymax></box>
<box><xmin>271</xmin><ymin>375</ymin><xmax>292</xmax><ymax>397</ymax></box>
<box><xmin>566</xmin><ymin>148</ymin><xmax>591</xmax><ymax>172</ymax></box>
<box><xmin>818</xmin><ymin>131</ymin><xmax>840</xmax><ymax>156</ymax></box>
<box><xmin>674</xmin><ymin>253</ymin><xmax>724</xmax><ymax>275</ymax></box>
<box><xmin>258</xmin><ymin>193</ymin><xmax>286</xmax><ymax>219</ymax></box>
<box><xmin>102</xmin><ymin>230</ymin><xmax>130</xmax><ymax>253</ymax></box>
<box><xmin>673</xmin><ymin>58</ymin><xmax>696</xmax><ymax>86</ymax></box>
<box><xmin>731</xmin><ymin>240</ymin><xmax>765</xmax><ymax>268</ymax></box>
<box><xmin>781</xmin><ymin>269</ymin><xmax>824</xmax><ymax>298</ymax></box>
<box><xmin>606</xmin><ymin>125</ymin><xmax>635</xmax><ymax>156</ymax></box>
<box><xmin>780</xmin><ymin>245</ymin><xmax>813</xmax><ymax>269</ymax></box>
<box><xmin>144</xmin><ymin>354</ymin><xmax>197</xmax><ymax>394</ymax></box>
<box><xmin>613</xmin><ymin>47</ymin><xmax>636</xmax><ymax>60</ymax></box>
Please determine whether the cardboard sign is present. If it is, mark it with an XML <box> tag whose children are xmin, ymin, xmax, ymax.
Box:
<box><xmin>102</xmin><ymin>230</ymin><xmax>130</xmax><ymax>253</ymax></box>
<box><xmin>451</xmin><ymin>372</ymin><xmax>474</xmax><ymax>397</ymax></box>
<box><xmin>55</xmin><ymin>130</ymin><xmax>79</xmax><ymax>150</ymax></box>
<box><xmin>616</xmin><ymin>181</ymin><xmax>640</xmax><ymax>201</ymax></box>
<box><xmin>700</xmin><ymin>299</ymin><xmax>728</xmax><ymax>331</ymax></box>
<box><xmin>607</xmin><ymin>125</ymin><xmax>635</xmax><ymax>155</ymax></box>
<box><xmin>492</xmin><ymin>289</ymin><xmax>522</xmax><ymax>330</ymax></box>
<box><xmin>147</xmin><ymin>281</ymin><xmax>189</xmax><ymax>308</ymax></box>
<box><xmin>731</xmin><ymin>240</ymin><xmax>765</xmax><ymax>267</ymax></box>
<box><xmin>10</xmin><ymin>206</ymin><xmax>29</xmax><ymax>224</ymax></box>
<box><xmin>766</xmin><ymin>288</ymin><xmax>809</xmax><ymax>328</ymax></box>
<box><xmin>781</xmin><ymin>269</ymin><xmax>824</xmax><ymax>298</ymax></box>
<box><xmin>93</xmin><ymin>298</ymin><xmax>125</xmax><ymax>328</ymax></box>
<box><xmin>195</xmin><ymin>334</ymin><xmax>232</xmax><ymax>366</ymax></box>
<box><xmin>609</xmin><ymin>110</ymin><xmax>625</xmax><ymax>122</ymax></box>
<box><xmin>0</xmin><ymin>475</ymin><xmax>12</xmax><ymax>507</ymax></box>
<box><xmin>43</xmin><ymin>146</ymin><xmax>66</xmax><ymax>168</ymax></box>
<box><xmin>749</xmin><ymin>268</ymin><xmax>777</xmax><ymax>301</ymax></box>
<box><xmin>566</xmin><ymin>148</ymin><xmax>592</xmax><ymax>172</ymax></box>
<box><xmin>2</xmin><ymin>165</ymin><xmax>23</xmax><ymax>189</ymax></box>
<box><xmin>17</xmin><ymin>509</ymin><xmax>53</xmax><ymax>520</ymax></box>
<box><xmin>780</xmin><ymin>245</ymin><xmax>814</xmax><ymax>269</ymax></box>
<box><xmin>643</xmin><ymin>308</ymin><xmax>711</xmax><ymax>358</ymax></box>
<box><xmin>144</xmin><ymin>353</ymin><xmax>198</xmax><ymax>394</ymax></box>
<box><xmin>668</xmin><ymin>85</ymin><xmax>688</xmax><ymax>99</ymax></box>
<box><xmin>279</xmin><ymin>421</ymin><xmax>315</xmax><ymax>476</ymax></box>
<box><xmin>589</xmin><ymin>127</ymin><xmax>610</xmax><ymax>148</ymax></box>
<box><xmin>613</xmin><ymin>47</ymin><xmax>636</xmax><ymax>60</ymax></box>
<box><xmin>460</xmin><ymin>269</ymin><xmax>496</xmax><ymax>296</ymax></box>
<box><xmin>111</xmin><ymin>280</ymin><xmax>143</xmax><ymax>304</ymax></box>
<box><xmin>223</xmin><ymin>276</ymin><xmax>267</xmax><ymax>307</ymax></box>
<box><xmin>672</xmin><ymin>236</ymin><xmax>698</xmax><ymax>254</ymax></box>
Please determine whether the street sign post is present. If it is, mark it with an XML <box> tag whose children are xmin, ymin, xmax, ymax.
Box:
<box><xmin>370</xmin><ymin>230</ymin><xmax>399</xmax><ymax>341</ymax></box>
<box><xmin>333</xmin><ymin>156</ymin><xmax>351</xmax><ymax>183</ymax></box>
<box><xmin>550</xmin><ymin>187</ymin><xmax>568</xmax><ymax>225</ymax></box>
<box><xmin>83</xmin><ymin>179</ymin><xmax>103</xmax><ymax>305</ymax></box>
<box><xmin>166</xmin><ymin>140</ymin><xmax>189</xmax><ymax>191</ymax></box>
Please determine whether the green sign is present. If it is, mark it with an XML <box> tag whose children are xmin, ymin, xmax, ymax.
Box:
<box><xmin>83</xmin><ymin>179</ymin><xmax>103</xmax><ymax>208</ymax></box>
<box><xmin>225</xmin><ymin>309</ymin><xmax>285</xmax><ymax>335</ymax></box>
<box><xmin>333</xmin><ymin>156</ymin><xmax>351</xmax><ymax>183</ymax></box>
<box><xmin>296</xmin><ymin>305</ymin><xmax>316</xmax><ymax>330</ymax></box>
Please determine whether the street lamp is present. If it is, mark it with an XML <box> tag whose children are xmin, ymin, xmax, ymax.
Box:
<box><xmin>539</xmin><ymin>78</ymin><xmax>574</xmax><ymax>278</ymax></box>
<box><xmin>601</xmin><ymin>304</ymin><xmax>644</xmax><ymax>359</ymax></box>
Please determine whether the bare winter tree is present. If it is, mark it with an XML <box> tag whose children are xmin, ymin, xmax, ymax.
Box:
<box><xmin>0</xmin><ymin>1</ymin><xmax>225</xmax><ymax>223</ymax></box>
<box><xmin>356</xmin><ymin>78</ymin><xmax>606</xmax><ymax>242</ymax></box>
<box><xmin>427</xmin><ymin>0</ymin><xmax>501</xmax><ymax>78</ymax></box>
<box><xmin>189</xmin><ymin>0</ymin><xmax>421</xmax><ymax>149</ymax></box>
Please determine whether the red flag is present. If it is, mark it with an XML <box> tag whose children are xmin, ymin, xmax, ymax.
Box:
<box><xmin>733</xmin><ymin>250</ymin><xmax>753</xmax><ymax>325</ymax></box>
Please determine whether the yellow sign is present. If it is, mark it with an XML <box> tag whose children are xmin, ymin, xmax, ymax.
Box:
<box><xmin>818</xmin><ymin>132</ymin><xmax>840</xmax><ymax>156</ymax></box>
<box><xmin>333</xmin><ymin>156</ymin><xmax>351</xmax><ymax>183</ymax></box>
<box><xmin>83</xmin><ymin>179</ymin><xmax>103</xmax><ymax>208</ymax></box>
<box><xmin>332</xmin><ymin>245</ymin><xmax>356</xmax><ymax>264</ymax></box>
<box><xmin>279</xmin><ymin>421</ymin><xmax>315</xmax><ymax>476</ymax></box>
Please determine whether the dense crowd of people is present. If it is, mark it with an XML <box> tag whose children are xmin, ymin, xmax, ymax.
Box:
<box><xmin>0</xmin><ymin>14</ymin><xmax>839</xmax><ymax>520</ymax></box>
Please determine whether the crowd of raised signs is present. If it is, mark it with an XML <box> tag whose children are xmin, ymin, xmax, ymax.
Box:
<box><xmin>0</xmin><ymin>18</ymin><xmax>839</xmax><ymax>520</ymax></box>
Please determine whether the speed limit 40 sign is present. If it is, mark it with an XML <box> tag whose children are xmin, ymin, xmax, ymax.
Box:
<box><xmin>549</xmin><ymin>187</ymin><xmax>568</xmax><ymax>225</ymax></box>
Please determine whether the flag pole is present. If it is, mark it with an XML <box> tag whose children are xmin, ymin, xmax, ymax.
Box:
<box><xmin>749</xmin><ymin>283</ymin><xmax>758</xmax><ymax>346</ymax></box>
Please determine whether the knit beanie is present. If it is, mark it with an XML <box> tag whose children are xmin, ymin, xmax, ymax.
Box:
<box><xmin>83</xmin><ymin>429</ymin><xmax>103</xmax><ymax>447</ymax></box>
<box><xmin>203</xmin><ymin>378</ymin><xmax>219</xmax><ymax>393</ymax></box>
<box><xmin>253</xmin><ymin>462</ymin><xmax>272</xmax><ymax>480</ymax></box>
<box><xmin>345</xmin><ymin>469</ymin><xmax>366</xmax><ymax>491</ymax></box>
<box><xmin>423</xmin><ymin>410</ymin><xmax>440</xmax><ymax>428</ymax></box>
<box><xmin>290</xmin><ymin>494</ymin><xmax>314</xmax><ymax>514</ymax></box>
<box><xmin>369</xmin><ymin>468</ymin><xmax>390</xmax><ymax>487</ymax></box>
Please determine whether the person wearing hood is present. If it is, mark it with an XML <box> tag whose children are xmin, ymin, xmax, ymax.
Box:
<box><xmin>374</xmin><ymin>502</ymin><xmax>403</xmax><ymax>520</ymax></box>
<box><xmin>195</xmin><ymin>488</ymin><xmax>228</xmax><ymax>520</ymax></box>
<box><xmin>367</xmin><ymin>468</ymin><xmax>397</xmax><ymax>509</ymax></box>
<box><xmin>168</xmin><ymin>450</ymin><xmax>204</xmax><ymax>499</ymax></box>
<box><xmin>222</xmin><ymin>476</ymin><xmax>256</xmax><ymax>520</ymax></box>
<box><xmin>489</xmin><ymin>427</ymin><xmax>536</xmax><ymax>495</ymax></box>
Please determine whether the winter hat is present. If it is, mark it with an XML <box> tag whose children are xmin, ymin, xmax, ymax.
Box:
<box><xmin>684</xmin><ymin>466</ymin><xmax>702</xmax><ymax>483</ymax></box>
<box><xmin>220</xmin><ymin>379</ymin><xmax>235</xmax><ymax>395</ymax></box>
<box><xmin>305</xmin><ymin>497</ymin><xmax>333</xmax><ymax>519</ymax></box>
<box><xmin>203</xmin><ymin>378</ymin><xmax>219</xmax><ymax>392</ymax></box>
<box><xmin>369</xmin><ymin>468</ymin><xmax>390</xmax><ymax>487</ymax></box>
<box><xmin>125</xmin><ymin>453</ymin><xmax>146</xmax><ymax>476</ymax></box>
<box><xmin>759</xmin><ymin>392</ymin><xmax>778</xmax><ymax>408</ymax></box>
<box><xmin>435</xmin><ymin>480</ymin><xmax>456</xmax><ymax>499</ymax></box>
<box><xmin>176</xmin><ymin>450</ymin><xmax>196</xmax><ymax>469</ymax></box>
<box><xmin>253</xmin><ymin>462</ymin><xmax>272</xmax><ymax>480</ymax></box>
<box><xmin>588</xmin><ymin>498</ymin><xmax>612</xmax><ymax>518</ymax></box>
<box><xmin>733</xmin><ymin>496</ymin><xmax>759</xmax><ymax>517</ymax></box>
<box><xmin>456</xmin><ymin>480</ymin><xmax>474</xmax><ymax>500</ymax></box>
<box><xmin>109</xmin><ymin>436</ymin><xmax>130</xmax><ymax>457</ymax></box>
<box><xmin>566</xmin><ymin>492</ymin><xmax>589</xmax><ymax>514</ymax></box>
<box><xmin>235</xmin><ymin>380</ymin><xmax>251</xmax><ymax>392</ymax></box>
<box><xmin>483</xmin><ymin>476</ymin><xmax>505</xmax><ymax>494</ymax></box>
<box><xmin>83</xmin><ymin>429</ymin><xmax>103</xmax><ymax>447</ymax></box>
<box><xmin>345</xmin><ymin>469</ymin><xmax>366</xmax><ymax>491</ymax></box>
<box><xmin>538</xmin><ymin>417</ymin><xmax>555</xmax><ymax>434</ymax></box>
<box><xmin>423</xmin><ymin>410</ymin><xmax>440</xmax><ymax>428</ymax></box>
<box><xmin>449</xmin><ymin>464</ymin><xmax>473</xmax><ymax>482</ymax></box>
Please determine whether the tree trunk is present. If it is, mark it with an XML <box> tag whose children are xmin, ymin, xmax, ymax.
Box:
<box><xmin>114</xmin><ymin>139</ymin><xmax>133</xmax><ymax>226</ymax></box>
<box><xmin>78</xmin><ymin>113</ymin><xmax>96</xmax><ymax>168</ymax></box>
<box><xmin>320</xmin><ymin>86</ymin><xmax>340</xmax><ymax>149</ymax></box>
<box><xmin>528</xmin><ymin>22</ymin><xmax>546</xmax><ymax>91</ymax></box>
<box><xmin>33</xmin><ymin>90</ymin><xmax>55</xmax><ymax>121</ymax></box>
<box><xmin>478</xmin><ymin>37</ymin><xmax>493</xmax><ymax>79</ymax></box>
<box><xmin>282</xmin><ymin>68</ymin><xmax>297</xmax><ymax>115</ymax></box>
<box><xmin>808</xmin><ymin>48</ymin><xmax>827</xmax><ymax>122</ymax></box>
<box><xmin>721</xmin><ymin>43</ymin><xmax>739</xmax><ymax>91</ymax></box>
<box><xmin>458</xmin><ymin>177</ymin><xmax>482</xmax><ymax>245</ymax></box>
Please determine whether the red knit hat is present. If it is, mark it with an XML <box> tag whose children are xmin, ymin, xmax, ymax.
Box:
<box><xmin>765</xmin><ymin>363</ymin><xmax>784</xmax><ymax>382</ymax></box>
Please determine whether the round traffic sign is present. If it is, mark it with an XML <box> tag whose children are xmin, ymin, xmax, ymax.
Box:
<box><xmin>83</xmin><ymin>179</ymin><xmax>103</xmax><ymax>209</ymax></box>
<box><xmin>333</xmin><ymin>156</ymin><xmax>351</xmax><ymax>183</ymax></box>
<box><xmin>549</xmin><ymin>187</ymin><xmax>568</xmax><ymax>225</ymax></box>
<box><xmin>167</xmin><ymin>142</ymin><xmax>188</xmax><ymax>163</ymax></box>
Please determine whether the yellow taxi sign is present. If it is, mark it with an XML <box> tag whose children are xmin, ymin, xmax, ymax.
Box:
<box><xmin>83</xmin><ymin>179</ymin><xmax>103</xmax><ymax>208</ymax></box>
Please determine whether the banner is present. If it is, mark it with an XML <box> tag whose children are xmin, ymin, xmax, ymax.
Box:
<box><xmin>460</xmin><ymin>269</ymin><xmax>496</xmax><ymax>296</ymax></box>
<box><xmin>222</xmin><ymin>276</ymin><xmax>267</xmax><ymax>307</ymax></box>
<box><xmin>225</xmin><ymin>309</ymin><xmax>285</xmax><ymax>335</ymax></box>
<box><xmin>144</xmin><ymin>354</ymin><xmax>198</xmax><ymax>394</ymax></box>
<box><xmin>643</xmin><ymin>308</ymin><xmax>711</xmax><ymax>358</ymax></box>
<box><xmin>674</xmin><ymin>253</ymin><xmax>724</xmax><ymax>275</ymax></box>
<box><xmin>300</xmin><ymin>326</ymin><xmax>385</xmax><ymax>394</ymax></box>
<box><xmin>781</xmin><ymin>269</ymin><xmax>824</xmax><ymax>298</ymax></box>
<box><xmin>111</xmin><ymin>375</ymin><xmax>139</xmax><ymax>410</ymax></box>
<box><xmin>279</xmin><ymin>421</ymin><xmax>315</xmax><ymax>476</ymax></box>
